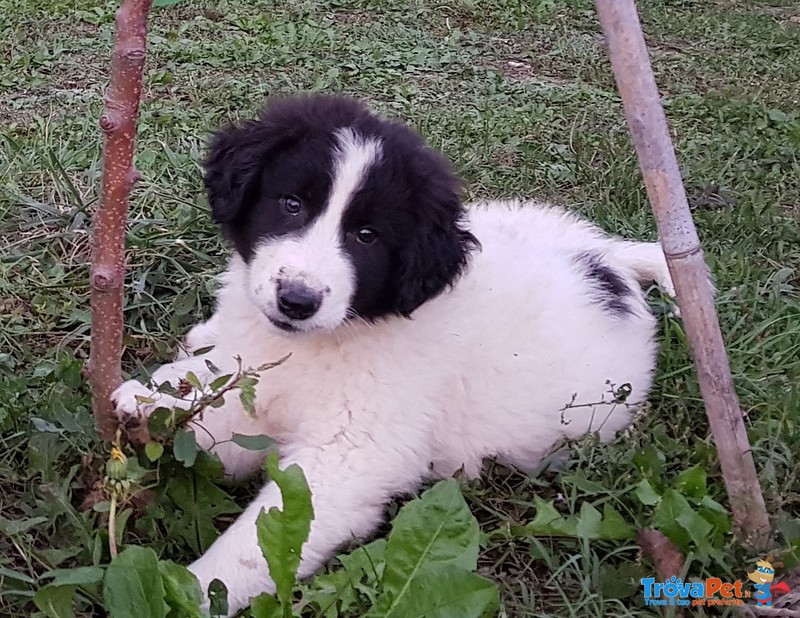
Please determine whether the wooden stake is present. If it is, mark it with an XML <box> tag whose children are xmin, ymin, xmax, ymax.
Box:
<box><xmin>89</xmin><ymin>0</ymin><xmax>154</xmax><ymax>441</ymax></box>
<box><xmin>594</xmin><ymin>0</ymin><xmax>770</xmax><ymax>546</ymax></box>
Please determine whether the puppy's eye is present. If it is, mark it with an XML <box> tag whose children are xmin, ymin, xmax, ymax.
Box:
<box><xmin>279</xmin><ymin>195</ymin><xmax>302</xmax><ymax>215</ymax></box>
<box><xmin>356</xmin><ymin>227</ymin><xmax>378</xmax><ymax>245</ymax></box>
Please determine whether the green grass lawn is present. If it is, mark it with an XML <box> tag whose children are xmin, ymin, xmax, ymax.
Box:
<box><xmin>2</xmin><ymin>0</ymin><xmax>799</xmax><ymax>616</ymax></box>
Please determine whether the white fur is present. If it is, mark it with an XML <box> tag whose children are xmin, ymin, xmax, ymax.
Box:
<box><xmin>113</xmin><ymin>200</ymin><xmax>674</xmax><ymax>615</ymax></box>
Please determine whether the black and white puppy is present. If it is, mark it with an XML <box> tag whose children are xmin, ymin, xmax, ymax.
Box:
<box><xmin>113</xmin><ymin>95</ymin><xmax>675</xmax><ymax>615</ymax></box>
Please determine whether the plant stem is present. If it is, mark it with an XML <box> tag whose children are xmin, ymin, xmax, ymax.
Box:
<box><xmin>109</xmin><ymin>492</ymin><xmax>118</xmax><ymax>559</ymax></box>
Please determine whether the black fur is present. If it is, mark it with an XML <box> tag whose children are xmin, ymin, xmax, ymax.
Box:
<box><xmin>203</xmin><ymin>95</ymin><xmax>479</xmax><ymax>320</ymax></box>
<box><xmin>574</xmin><ymin>251</ymin><xmax>633</xmax><ymax>316</ymax></box>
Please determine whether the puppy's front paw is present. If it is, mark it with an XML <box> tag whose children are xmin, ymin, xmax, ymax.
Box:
<box><xmin>112</xmin><ymin>380</ymin><xmax>160</xmax><ymax>423</ymax></box>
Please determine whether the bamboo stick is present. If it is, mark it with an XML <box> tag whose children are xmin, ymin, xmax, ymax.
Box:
<box><xmin>594</xmin><ymin>0</ymin><xmax>770</xmax><ymax>546</ymax></box>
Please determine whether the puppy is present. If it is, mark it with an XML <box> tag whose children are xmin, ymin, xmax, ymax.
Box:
<box><xmin>113</xmin><ymin>95</ymin><xmax>675</xmax><ymax>615</ymax></box>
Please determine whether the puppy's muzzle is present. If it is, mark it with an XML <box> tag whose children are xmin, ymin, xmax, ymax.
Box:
<box><xmin>276</xmin><ymin>279</ymin><xmax>322</xmax><ymax>321</ymax></box>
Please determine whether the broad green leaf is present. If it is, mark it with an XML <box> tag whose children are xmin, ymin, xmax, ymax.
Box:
<box><xmin>250</xmin><ymin>593</ymin><xmax>281</xmax><ymax>618</ymax></box>
<box><xmin>166</xmin><ymin>471</ymin><xmax>241</xmax><ymax>554</ymax></box>
<box><xmin>103</xmin><ymin>546</ymin><xmax>169</xmax><ymax>618</ymax></box>
<box><xmin>192</xmin><ymin>450</ymin><xmax>227</xmax><ymax>480</ymax></box>
<box><xmin>32</xmin><ymin>417</ymin><xmax>62</xmax><ymax>433</ymax></box>
<box><xmin>173</xmin><ymin>292</ymin><xmax>196</xmax><ymax>315</ymax></box>
<box><xmin>634</xmin><ymin>478</ymin><xmax>661</xmax><ymax>506</ymax></box>
<box><xmin>525</xmin><ymin>497</ymin><xmax>577</xmax><ymax>537</ymax></box>
<box><xmin>380</xmin><ymin>567</ymin><xmax>498</xmax><ymax>618</ymax></box>
<box><xmin>208</xmin><ymin>579</ymin><xmax>228</xmax><ymax>617</ymax></box>
<box><xmin>652</xmin><ymin>489</ymin><xmax>694</xmax><ymax>551</ymax></box>
<box><xmin>256</xmin><ymin>451</ymin><xmax>314</xmax><ymax>616</ymax></box>
<box><xmin>0</xmin><ymin>565</ymin><xmax>36</xmax><ymax>583</ymax></box>
<box><xmin>115</xmin><ymin>508</ymin><xmax>133</xmax><ymax>547</ymax></box>
<box><xmin>36</xmin><ymin>547</ymin><xmax>82</xmax><ymax>568</ymax></box>
<box><xmin>674</xmin><ymin>464</ymin><xmax>707</xmax><ymax>500</ymax></box>
<box><xmin>158</xmin><ymin>560</ymin><xmax>205</xmax><ymax>618</ymax></box>
<box><xmin>575</xmin><ymin>502</ymin><xmax>603</xmax><ymax>539</ymax></box>
<box><xmin>210</xmin><ymin>374</ymin><xmax>233</xmax><ymax>392</ymax></box>
<box><xmin>34</xmin><ymin>584</ymin><xmax>76</xmax><ymax>618</ymax></box>
<box><xmin>541</xmin><ymin>502</ymin><xmax>637</xmax><ymax>541</ymax></box>
<box><xmin>92</xmin><ymin>534</ymin><xmax>104</xmax><ymax>567</ymax></box>
<box><xmin>145</xmin><ymin>441</ymin><xmax>165</xmax><ymax>462</ymax></box>
<box><xmin>303</xmin><ymin>539</ymin><xmax>387</xmax><ymax>615</ymax></box>
<box><xmin>125</xmin><ymin>456</ymin><xmax>149</xmax><ymax>482</ymax></box>
<box><xmin>527</xmin><ymin>500</ymin><xmax>633</xmax><ymax>541</ymax></box>
<box><xmin>0</xmin><ymin>352</ymin><xmax>16</xmax><ymax>369</ymax></box>
<box><xmin>300</xmin><ymin>569</ymin><xmax>355</xmax><ymax>618</ymax></box>
<box><xmin>33</xmin><ymin>362</ymin><xmax>55</xmax><ymax>378</ymax></box>
<box><xmin>675</xmin><ymin>503</ymin><xmax>714</xmax><ymax>550</ymax></box>
<box><xmin>154</xmin><ymin>0</ymin><xmax>184</xmax><ymax>5</ymax></box>
<box><xmin>339</xmin><ymin>538</ymin><xmax>386</xmax><ymax>583</ymax></box>
<box><xmin>597</xmin><ymin>504</ymin><xmax>635</xmax><ymax>540</ymax></box>
<box><xmin>232</xmin><ymin>433</ymin><xmax>275</xmax><ymax>451</ymax></box>
<box><xmin>185</xmin><ymin>371</ymin><xmax>202</xmax><ymax>391</ymax></box>
<box><xmin>599</xmin><ymin>562</ymin><xmax>646</xmax><ymax>599</ymax></box>
<box><xmin>561</xmin><ymin>472</ymin><xmax>606</xmax><ymax>494</ymax></box>
<box><xmin>0</xmin><ymin>514</ymin><xmax>49</xmax><ymax>535</ymax></box>
<box><xmin>698</xmin><ymin>495</ymin><xmax>732</xmax><ymax>536</ymax></box>
<box><xmin>632</xmin><ymin>445</ymin><xmax>665</xmax><ymax>477</ymax></box>
<box><xmin>173</xmin><ymin>429</ymin><xmax>198</xmax><ymax>468</ymax></box>
<box><xmin>148</xmin><ymin>408</ymin><xmax>173</xmax><ymax>437</ymax></box>
<box><xmin>40</xmin><ymin>566</ymin><xmax>104</xmax><ymax>586</ymax></box>
<box><xmin>768</xmin><ymin>108</ymin><xmax>788</xmax><ymax>123</ymax></box>
<box><xmin>238</xmin><ymin>377</ymin><xmax>258</xmax><ymax>416</ymax></box>
<box><xmin>157</xmin><ymin>382</ymin><xmax>180</xmax><ymax>397</ymax></box>
<box><xmin>377</xmin><ymin>481</ymin><xmax>479</xmax><ymax>615</ymax></box>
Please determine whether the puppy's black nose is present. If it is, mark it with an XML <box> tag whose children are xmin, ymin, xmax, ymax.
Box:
<box><xmin>276</xmin><ymin>281</ymin><xmax>322</xmax><ymax>320</ymax></box>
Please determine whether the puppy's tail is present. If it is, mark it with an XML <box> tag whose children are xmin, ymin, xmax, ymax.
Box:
<box><xmin>608</xmin><ymin>241</ymin><xmax>677</xmax><ymax>297</ymax></box>
<box><xmin>608</xmin><ymin>241</ymin><xmax>716</xmax><ymax>310</ymax></box>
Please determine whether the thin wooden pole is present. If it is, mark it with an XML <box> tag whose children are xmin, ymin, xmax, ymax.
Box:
<box><xmin>594</xmin><ymin>0</ymin><xmax>770</xmax><ymax>546</ymax></box>
<box><xmin>89</xmin><ymin>0</ymin><xmax>154</xmax><ymax>441</ymax></box>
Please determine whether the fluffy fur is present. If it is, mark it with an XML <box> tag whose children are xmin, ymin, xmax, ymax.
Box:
<box><xmin>113</xmin><ymin>95</ymin><xmax>676</xmax><ymax>616</ymax></box>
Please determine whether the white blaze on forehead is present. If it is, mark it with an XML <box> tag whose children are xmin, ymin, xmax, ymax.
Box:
<box><xmin>246</xmin><ymin>127</ymin><xmax>383</xmax><ymax>332</ymax></box>
<box><xmin>309</xmin><ymin>127</ymin><xmax>383</xmax><ymax>243</ymax></box>
<box><xmin>248</xmin><ymin>128</ymin><xmax>382</xmax><ymax>330</ymax></box>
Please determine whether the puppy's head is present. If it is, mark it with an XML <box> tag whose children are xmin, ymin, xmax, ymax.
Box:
<box><xmin>204</xmin><ymin>95</ymin><xmax>478</xmax><ymax>334</ymax></box>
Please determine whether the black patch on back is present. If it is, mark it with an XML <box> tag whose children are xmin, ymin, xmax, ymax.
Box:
<box><xmin>574</xmin><ymin>251</ymin><xmax>633</xmax><ymax>317</ymax></box>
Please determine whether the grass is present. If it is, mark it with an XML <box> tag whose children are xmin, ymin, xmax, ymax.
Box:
<box><xmin>1</xmin><ymin>0</ymin><xmax>799</xmax><ymax>615</ymax></box>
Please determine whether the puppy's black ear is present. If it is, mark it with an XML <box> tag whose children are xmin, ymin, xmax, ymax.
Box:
<box><xmin>203</xmin><ymin>120</ymin><xmax>277</xmax><ymax>224</ymax></box>
<box><xmin>395</xmin><ymin>176</ymin><xmax>479</xmax><ymax>316</ymax></box>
